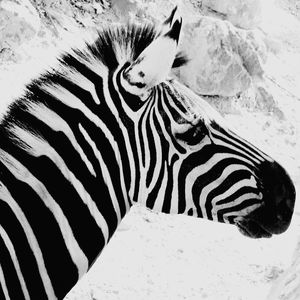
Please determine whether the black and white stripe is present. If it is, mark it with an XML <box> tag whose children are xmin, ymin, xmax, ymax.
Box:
<box><xmin>0</xmin><ymin>13</ymin><xmax>295</xmax><ymax>300</ymax></box>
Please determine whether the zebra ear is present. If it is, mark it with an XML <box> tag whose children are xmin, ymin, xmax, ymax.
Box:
<box><xmin>160</xmin><ymin>6</ymin><xmax>179</xmax><ymax>34</ymax></box>
<box><xmin>121</xmin><ymin>17</ymin><xmax>182</xmax><ymax>96</ymax></box>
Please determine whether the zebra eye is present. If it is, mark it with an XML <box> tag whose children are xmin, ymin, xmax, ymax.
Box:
<box><xmin>175</xmin><ymin>122</ymin><xmax>208</xmax><ymax>146</ymax></box>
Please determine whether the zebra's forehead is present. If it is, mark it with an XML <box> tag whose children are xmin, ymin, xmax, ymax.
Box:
<box><xmin>164</xmin><ymin>80</ymin><xmax>272</xmax><ymax>162</ymax></box>
<box><xmin>164</xmin><ymin>80</ymin><xmax>224</xmax><ymax>128</ymax></box>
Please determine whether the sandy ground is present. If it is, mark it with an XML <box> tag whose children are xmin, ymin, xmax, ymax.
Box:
<box><xmin>64</xmin><ymin>1</ymin><xmax>300</xmax><ymax>300</ymax></box>
<box><xmin>64</xmin><ymin>206</ymin><xmax>299</xmax><ymax>300</ymax></box>
<box><xmin>0</xmin><ymin>1</ymin><xmax>299</xmax><ymax>300</ymax></box>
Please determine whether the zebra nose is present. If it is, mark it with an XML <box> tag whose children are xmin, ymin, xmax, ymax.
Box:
<box><xmin>258</xmin><ymin>160</ymin><xmax>296</xmax><ymax>234</ymax></box>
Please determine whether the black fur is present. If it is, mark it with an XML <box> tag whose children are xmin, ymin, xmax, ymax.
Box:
<box><xmin>78</xmin><ymin>22</ymin><xmax>188</xmax><ymax>71</ymax></box>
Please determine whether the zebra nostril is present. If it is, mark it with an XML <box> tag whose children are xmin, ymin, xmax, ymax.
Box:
<box><xmin>286</xmin><ymin>197</ymin><xmax>295</xmax><ymax>211</ymax></box>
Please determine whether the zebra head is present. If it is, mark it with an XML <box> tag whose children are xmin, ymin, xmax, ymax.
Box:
<box><xmin>0</xmin><ymin>7</ymin><xmax>296</xmax><ymax>300</ymax></box>
<box><xmin>117</xmin><ymin>8</ymin><xmax>296</xmax><ymax>238</ymax></box>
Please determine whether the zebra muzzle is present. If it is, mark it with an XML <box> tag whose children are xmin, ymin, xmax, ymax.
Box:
<box><xmin>236</xmin><ymin>160</ymin><xmax>296</xmax><ymax>238</ymax></box>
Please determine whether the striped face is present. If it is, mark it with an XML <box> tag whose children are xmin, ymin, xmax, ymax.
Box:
<box><xmin>131</xmin><ymin>79</ymin><xmax>295</xmax><ymax>238</ymax></box>
<box><xmin>119</xmin><ymin>11</ymin><xmax>295</xmax><ymax>238</ymax></box>
<box><xmin>119</xmin><ymin>73</ymin><xmax>296</xmax><ymax>238</ymax></box>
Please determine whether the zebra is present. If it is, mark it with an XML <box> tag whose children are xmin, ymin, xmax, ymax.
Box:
<box><xmin>0</xmin><ymin>7</ymin><xmax>295</xmax><ymax>300</ymax></box>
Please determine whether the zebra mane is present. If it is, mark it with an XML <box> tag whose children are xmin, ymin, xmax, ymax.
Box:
<box><xmin>1</xmin><ymin>21</ymin><xmax>188</xmax><ymax>128</ymax></box>
<box><xmin>69</xmin><ymin>22</ymin><xmax>188</xmax><ymax>72</ymax></box>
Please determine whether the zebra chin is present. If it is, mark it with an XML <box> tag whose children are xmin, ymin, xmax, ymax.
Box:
<box><xmin>235</xmin><ymin>160</ymin><xmax>296</xmax><ymax>239</ymax></box>
<box><xmin>235</xmin><ymin>219</ymin><xmax>273</xmax><ymax>238</ymax></box>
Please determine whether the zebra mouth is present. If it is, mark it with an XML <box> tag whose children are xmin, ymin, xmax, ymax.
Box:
<box><xmin>235</xmin><ymin>219</ymin><xmax>272</xmax><ymax>239</ymax></box>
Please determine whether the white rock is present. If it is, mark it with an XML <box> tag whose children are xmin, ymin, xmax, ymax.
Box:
<box><xmin>0</xmin><ymin>0</ymin><xmax>40</xmax><ymax>61</ymax></box>
<box><xmin>202</xmin><ymin>0</ymin><xmax>262</xmax><ymax>29</ymax></box>
<box><xmin>111</xmin><ymin>0</ymin><xmax>139</xmax><ymax>21</ymax></box>
<box><xmin>175</xmin><ymin>16</ymin><xmax>267</xmax><ymax>97</ymax></box>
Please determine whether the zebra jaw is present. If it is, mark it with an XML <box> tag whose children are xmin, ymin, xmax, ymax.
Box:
<box><xmin>121</xmin><ymin>17</ymin><xmax>182</xmax><ymax>96</ymax></box>
<box><xmin>235</xmin><ymin>218</ymin><xmax>273</xmax><ymax>238</ymax></box>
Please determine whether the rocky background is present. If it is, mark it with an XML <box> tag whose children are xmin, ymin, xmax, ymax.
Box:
<box><xmin>0</xmin><ymin>0</ymin><xmax>299</xmax><ymax>299</ymax></box>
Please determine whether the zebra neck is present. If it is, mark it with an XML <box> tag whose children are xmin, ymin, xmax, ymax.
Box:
<box><xmin>0</xmin><ymin>81</ymin><xmax>133</xmax><ymax>272</ymax></box>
